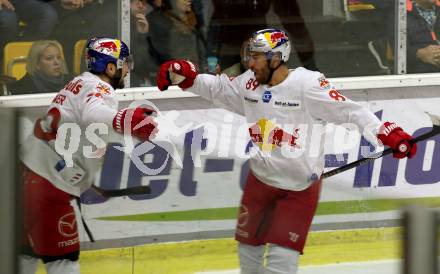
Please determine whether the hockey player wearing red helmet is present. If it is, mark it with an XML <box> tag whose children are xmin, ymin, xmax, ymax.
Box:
<box><xmin>156</xmin><ymin>28</ymin><xmax>417</xmax><ymax>274</ymax></box>
<box><xmin>19</xmin><ymin>37</ymin><xmax>157</xmax><ymax>274</ymax></box>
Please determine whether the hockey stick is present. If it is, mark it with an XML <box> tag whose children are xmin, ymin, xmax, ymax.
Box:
<box><xmin>92</xmin><ymin>185</ymin><xmax>151</xmax><ymax>197</ymax></box>
<box><xmin>79</xmin><ymin>185</ymin><xmax>151</xmax><ymax>242</ymax></box>
<box><xmin>323</xmin><ymin>112</ymin><xmax>440</xmax><ymax>179</ymax></box>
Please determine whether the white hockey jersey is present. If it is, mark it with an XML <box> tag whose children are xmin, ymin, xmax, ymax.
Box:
<box><xmin>20</xmin><ymin>72</ymin><xmax>118</xmax><ymax>196</ymax></box>
<box><xmin>187</xmin><ymin>67</ymin><xmax>382</xmax><ymax>191</ymax></box>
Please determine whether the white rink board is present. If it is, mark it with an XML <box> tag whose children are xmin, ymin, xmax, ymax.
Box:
<box><xmin>17</xmin><ymin>95</ymin><xmax>440</xmax><ymax>241</ymax></box>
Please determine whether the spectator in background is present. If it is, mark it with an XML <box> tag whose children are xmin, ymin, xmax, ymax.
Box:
<box><xmin>132</xmin><ymin>0</ymin><xmax>150</xmax><ymax>35</ymax></box>
<box><xmin>346</xmin><ymin>0</ymin><xmax>440</xmax><ymax>74</ymax></box>
<box><xmin>55</xmin><ymin>0</ymin><xmax>116</xmax><ymax>36</ymax></box>
<box><xmin>71</xmin><ymin>0</ymin><xmax>149</xmax><ymax>78</ymax></box>
<box><xmin>0</xmin><ymin>0</ymin><xmax>17</xmax><ymax>66</ymax></box>
<box><xmin>206</xmin><ymin>0</ymin><xmax>317</xmax><ymax>72</ymax></box>
<box><xmin>407</xmin><ymin>0</ymin><xmax>440</xmax><ymax>73</ymax></box>
<box><xmin>50</xmin><ymin>0</ymin><xmax>118</xmax><ymax>69</ymax></box>
<box><xmin>221</xmin><ymin>39</ymin><xmax>250</xmax><ymax>77</ymax></box>
<box><xmin>147</xmin><ymin>0</ymin><xmax>162</xmax><ymax>10</ymax></box>
<box><xmin>8</xmin><ymin>40</ymin><xmax>70</xmax><ymax>95</ymax></box>
<box><xmin>351</xmin><ymin>0</ymin><xmax>394</xmax><ymax>74</ymax></box>
<box><xmin>0</xmin><ymin>0</ymin><xmax>58</xmax><ymax>74</ymax></box>
<box><xmin>130</xmin><ymin>0</ymin><xmax>153</xmax><ymax>86</ymax></box>
<box><xmin>146</xmin><ymin>0</ymin><xmax>206</xmax><ymax>83</ymax></box>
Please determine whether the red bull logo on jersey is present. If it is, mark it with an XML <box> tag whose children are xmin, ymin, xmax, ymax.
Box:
<box><xmin>94</xmin><ymin>39</ymin><xmax>121</xmax><ymax>58</ymax></box>
<box><xmin>248</xmin><ymin>119</ymin><xmax>300</xmax><ymax>152</ymax></box>
<box><xmin>318</xmin><ymin>75</ymin><xmax>330</xmax><ymax>88</ymax></box>
<box><xmin>96</xmin><ymin>83</ymin><xmax>111</xmax><ymax>94</ymax></box>
<box><xmin>264</xmin><ymin>31</ymin><xmax>288</xmax><ymax>49</ymax></box>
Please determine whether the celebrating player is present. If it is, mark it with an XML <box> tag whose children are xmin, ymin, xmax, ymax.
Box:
<box><xmin>19</xmin><ymin>37</ymin><xmax>157</xmax><ymax>274</ymax></box>
<box><xmin>156</xmin><ymin>28</ymin><xmax>417</xmax><ymax>274</ymax></box>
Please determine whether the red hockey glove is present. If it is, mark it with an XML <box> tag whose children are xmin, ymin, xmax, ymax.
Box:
<box><xmin>157</xmin><ymin>60</ymin><xmax>198</xmax><ymax>91</ymax></box>
<box><xmin>377</xmin><ymin>122</ymin><xmax>417</xmax><ymax>159</ymax></box>
<box><xmin>113</xmin><ymin>108</ymin><xmax>158</xmax><ymax>141</ymax></box>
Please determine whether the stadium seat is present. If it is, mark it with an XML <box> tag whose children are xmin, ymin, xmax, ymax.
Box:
<box><xmin>3</xmin><ymin>41</ymin><xmax>33</xmax><ymax>80</ymax></box>
<box><xmin>73</xmin><ymin>39</ymin><xmax>87</xmax><ymax>75</ymax></box>
<box><xmin>346</xmin><ymin>0</ymin><xmax>375</xmax><ymax>12</ymax></box>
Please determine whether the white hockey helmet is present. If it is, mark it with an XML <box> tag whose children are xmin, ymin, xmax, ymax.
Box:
<box><xmin>248</xmin><ymin>28</ymin><xmax>291</xmax><ymax>62</ymax></box>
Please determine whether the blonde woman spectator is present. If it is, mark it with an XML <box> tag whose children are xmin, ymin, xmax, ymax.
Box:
<box><xmin>8</xmin><ymin>40</ymin><xmax>70</xmax><ymax>95</ymax></box>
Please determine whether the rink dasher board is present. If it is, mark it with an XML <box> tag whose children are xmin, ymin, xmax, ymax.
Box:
<box><xmin>9</xmin><ymin>79</ymin><xmax>440</xmax><ymax>243</ymax></box>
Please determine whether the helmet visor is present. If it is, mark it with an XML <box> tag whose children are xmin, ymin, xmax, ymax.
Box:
<box><xmin>245</xmin><ymin>47</ymin><xmax>276</xmax><ymax>62</ymax></box>
<box><xmin>243</xmin><ymin>43</ymin><xmax>251</xmax><ymax>63</ymax></box>
<box><xmin>246</xmin><ymin>37</ymin><xmax>278</xmax><ymax>61</ymax></box>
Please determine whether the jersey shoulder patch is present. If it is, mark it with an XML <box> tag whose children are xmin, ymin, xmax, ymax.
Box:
<box><xmin>96</xmin><ymin>82</ymin><xmax>112</xmax><ymax>95</ymax></box>
<box><xmin>317</xmin><ymin>74</ymin><xmax>330</xmax><ymax>89</ymax></box>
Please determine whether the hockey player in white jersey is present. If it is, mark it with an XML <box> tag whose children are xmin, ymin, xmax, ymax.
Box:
<box><xmin>20</xmin><ymin>37</ymin><xmax>158</xmax><ymax>274</ymax></box>
<box><xmin>156</xmin><ymin>29</ymin><xmax>417</xmax><ymax>273</ymax></box>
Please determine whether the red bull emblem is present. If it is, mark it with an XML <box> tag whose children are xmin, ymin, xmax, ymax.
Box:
<box><xmin>96</xmin><ymin>41</ymin><xmax>119</xmax><ymax>53</ymax></box>
<box><xmin>270</xmin><ymin>31</ymin><xmax>288</xmax><ymax>47</ymax></box>
<box><xmin>318</xmin><ymin>75</ymin><xmax>329</xmax><ymax>88</ymax></box>
<box><xmin>248</xmin><ymin>119</ymin><xmax>299</xmax><ymax>152</ymax></box>
<box><xmin>96</xmin><ymin>83</ymin><xmax>111</xmax><ymax>94</ymax></box>
<box><xmin>319</xmin><ymin>79</ymin><xmax>329</xmax><ymax>88</ymax></box>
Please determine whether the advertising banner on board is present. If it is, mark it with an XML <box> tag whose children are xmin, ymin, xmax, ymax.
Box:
<box><xmin>19</xmin><ymin>96</ymin><xmax>440</xmax><ymax>241</ymax></box>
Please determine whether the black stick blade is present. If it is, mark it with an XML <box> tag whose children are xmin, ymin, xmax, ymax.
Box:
<box><xmin>97</xmin><ymin>186</ymin><xmax>151</xmax><ymax>197</ymax></box>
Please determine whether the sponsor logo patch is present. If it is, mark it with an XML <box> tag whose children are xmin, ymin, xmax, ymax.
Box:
<box><xmin>58</xmin><ymin>212</ymin><xmax>78</xmax><ymax>237</ymax></box>
<box><xmin>289</xmin><ymin>232</ymin><xmax>300</xmax><ymax>243</ymax></box>
<box><xmin>273</xmin><ymin>99</ymin><xmax>301</xmax><ymax>109</ymax></box>
<box><xmin>262</xmin><ymin>90</ymin><xmax>272</xmax><ymax>103</ymax></box>
<box><xmin>244</xmin><ymin>96</ymin><xmax>259</xmax><ymax>104</ymax></box>
<box><xmin>58</xmin><ymin>237</ymin><xmax>79</xmax><ymax>248</ymax></box>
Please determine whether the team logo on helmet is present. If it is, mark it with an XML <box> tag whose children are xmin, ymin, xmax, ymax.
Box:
<box><xmin>249</xmin><ymin>29</ymin><xmax>291</xmax><ymax>62</ymax></box>
<box><xmin>93</xmin><ymin>39</ymin><xmax>121</xmax><ymax>58</ymax></box>
<box><xmin>86</xmin><ymin>37</ymin><xmax>131</xmax><ymax>73</ymax></box>
<box><xmin>264</xmin><ymin>31</ymin><xmax>288</xmax><ymax>49</ymax></box>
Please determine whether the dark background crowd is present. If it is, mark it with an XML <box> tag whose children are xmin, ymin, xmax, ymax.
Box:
<box><xmin>1</xmin><ymin>0</ymin><xmax>439</xmax><ymax>95</ymax></box>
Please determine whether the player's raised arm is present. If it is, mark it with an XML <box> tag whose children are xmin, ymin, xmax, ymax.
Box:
<box><xmin>156</xmin><ymin>59</ymin><xmax>246</xmax><ymax>115</ymax></box>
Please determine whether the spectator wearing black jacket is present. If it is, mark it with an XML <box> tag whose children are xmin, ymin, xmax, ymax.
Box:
<box><xmin>146</xmin><ymin>0</ymin><xmax>206</xmax><ymax>82</ymax></box>
<box><xmin>407</xmin><ymin>0</ymin><xmax>440</xmax><ymax>73</ymax></box>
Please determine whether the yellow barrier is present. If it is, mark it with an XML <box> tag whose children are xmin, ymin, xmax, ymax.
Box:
<box><xmin>35</xmin><ymin>227</ymin><xmax>401</xmax><ymax>274</ymax></box>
